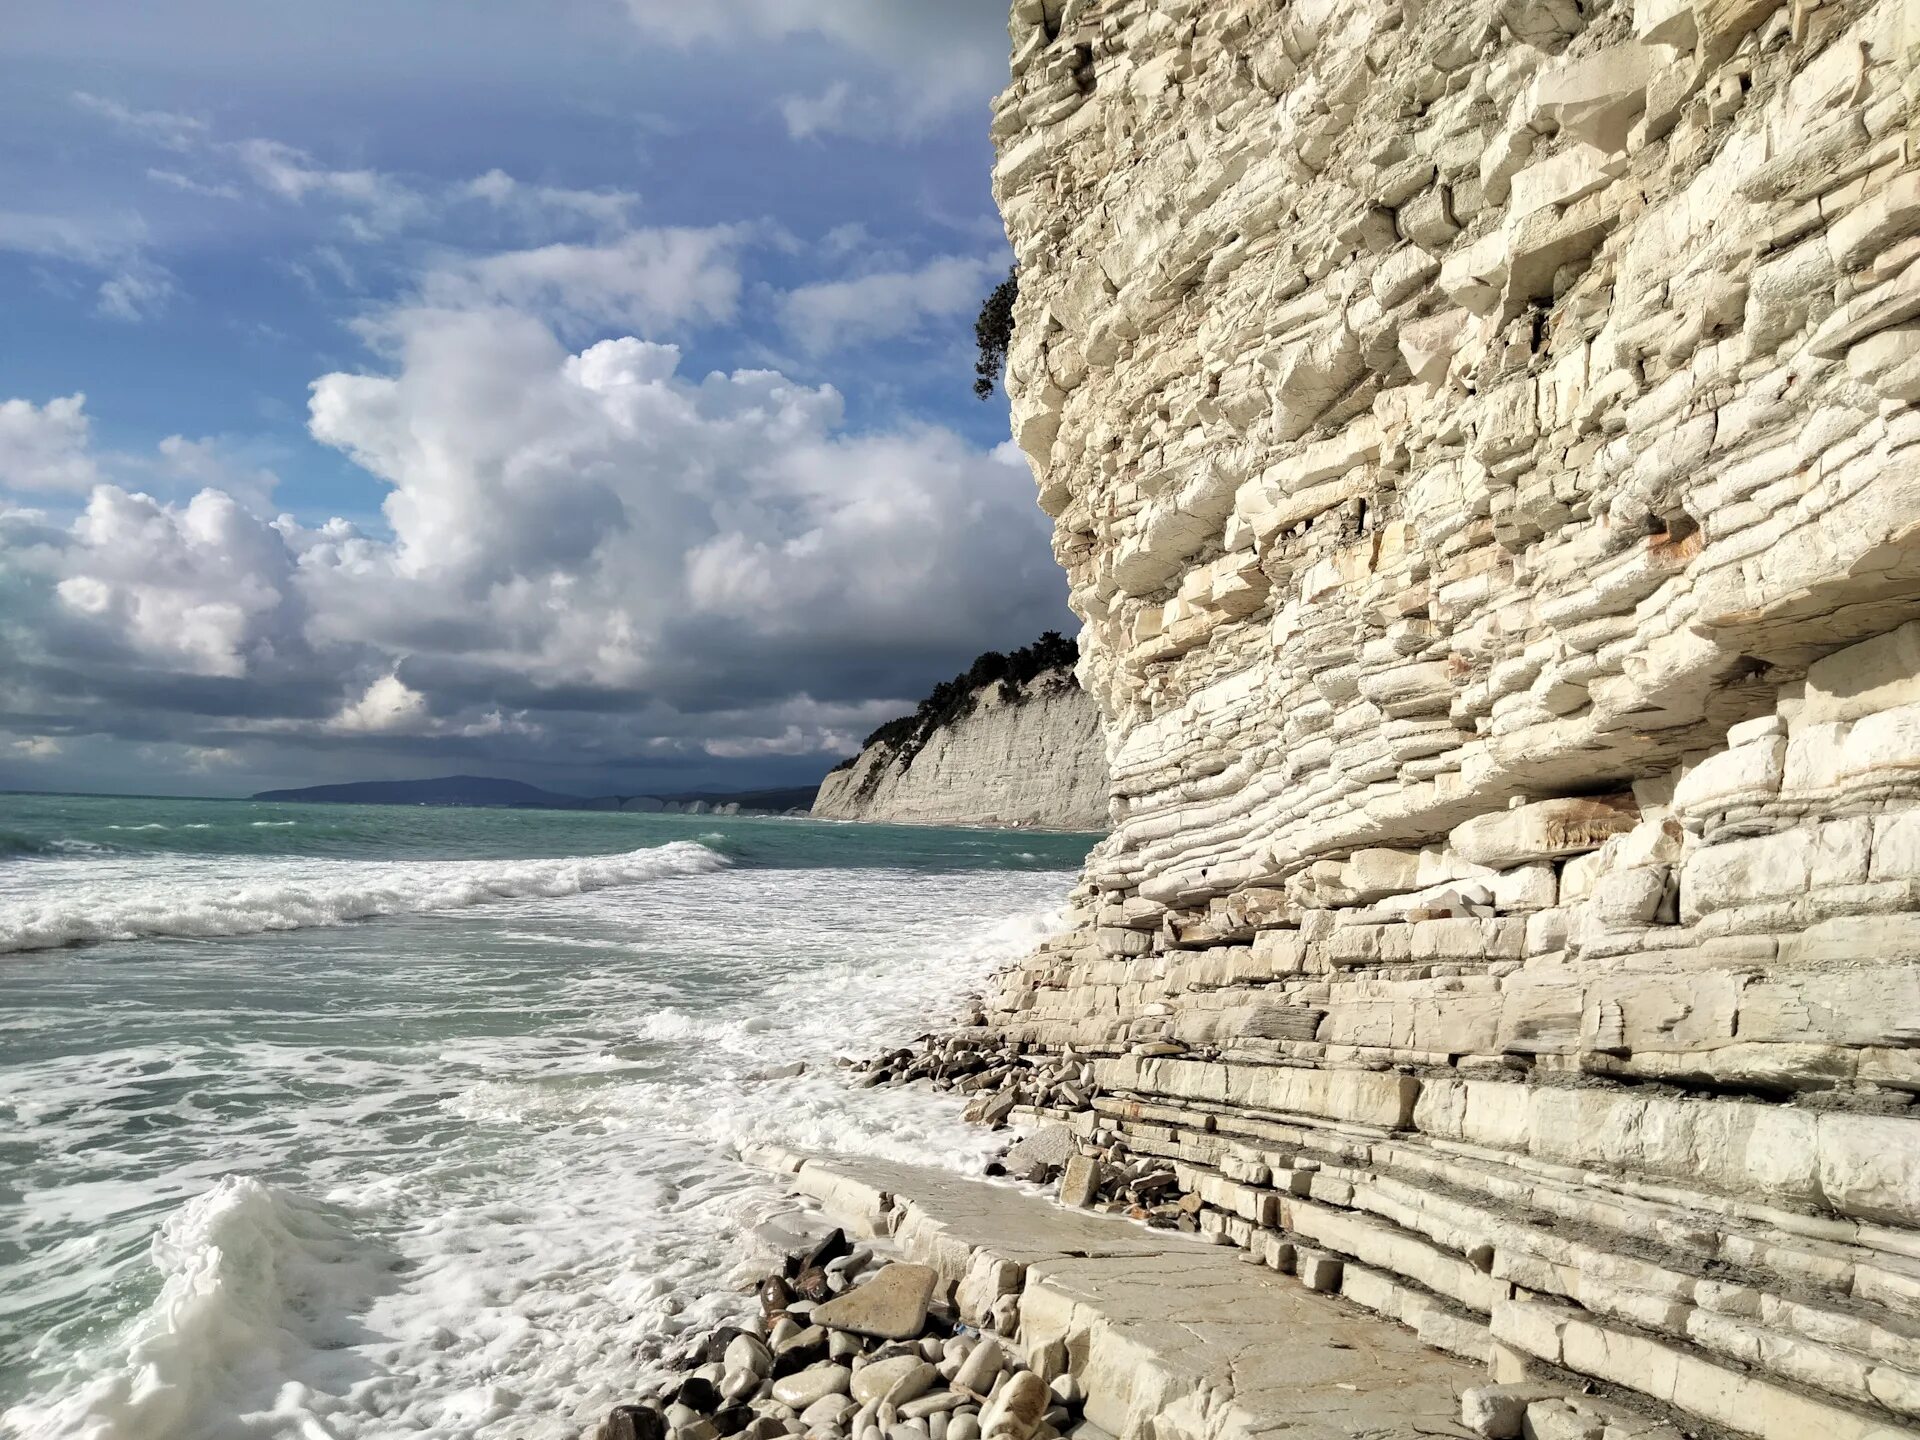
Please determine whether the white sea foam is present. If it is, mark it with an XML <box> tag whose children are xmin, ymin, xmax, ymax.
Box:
<box><xmin>0</xmin><ymin>842</ymin><xmax>726</xmax><ymax>953</ymax></box>
<box><xmin>1</xmin><ymin>853</ymin><xmax>1075</xmax><ymax>1440</ymax></box>
<box><xmin>2</xmin><ymin>1178</ymin><xmax>395</xmax><ymax>1440</ymax></box>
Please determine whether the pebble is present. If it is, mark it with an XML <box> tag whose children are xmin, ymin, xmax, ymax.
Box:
<box><xmin>799</xmin><ymin>1394</ymin><xmax>857</xmax><ymax>1429</ymax></box>
<box><xmin>722</xmin><ymin>1370</ymin><xmax>761</xmax><ymax>1404</ymax></box>
<box><xmin>880</xmin><ymin>1362</ymin><xmax>937</xmax><ymax>1407</ymax></box>
<box><xmin>851</xmin><ymin>1355</ymin><xmax>927</xmax><ymax>1407</ymax></box>
<box><xmin>771</xmin><ymin>1364</ymin><xmax>852</xmax><ymax>1410</ymax></box>
<box><xmin>953</xmin><ymin>1339</ymin><xmax>1002</xmax><ymax>1399</ymax></box>
<box><xmin>776</xmin><ymin>1325</ymin><xmax>828</xmax><ymax>1359</ymax></box>
<box><xmin>728</xmin><ymin>1336</ymin><xmax>775</xmax><ymax>1379</ymax></box>
<box><xmin>829</xmin><ymin>1332</ymin><xmax>864</xmax><ymax>1361</ymax></box>
<box><xmin>899</xmin><ymin>1392</ymin><xmax>966</xmax><ymax>1419</ymax></box>
<box><xmin>948</xmin><ymin>1416</ymin><xmax>980</xmax><ymax>1440</ymax></box>
<box><xmin>980</xmin><ymin>1372</ymin><xmax>1048</xmax><ymax>1440</ymax></box>
<box><xmin>606</xmin><ymin>1407</ymin><xmax>666</xmax><ymax>1440</ymax></box>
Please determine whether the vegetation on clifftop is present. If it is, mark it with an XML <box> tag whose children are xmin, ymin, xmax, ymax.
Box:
<box><xmin>830</xmin><ymin>631</ymin><xmax>1079</xmax><ymax>778</ymax></box>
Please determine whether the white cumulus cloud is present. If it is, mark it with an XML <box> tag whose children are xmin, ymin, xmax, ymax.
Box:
<box><xmin>781</xmin><ymin>255</ymin><xmax>1004</xmax><ymax>354</ymax></box>
<box><xmin>0</xmin><ymin>395</ymin><xmax>101</xmax><ymax>492</ymax></box>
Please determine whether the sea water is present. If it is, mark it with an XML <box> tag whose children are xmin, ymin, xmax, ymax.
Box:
<box><xmin>0</xmin><ymin>794</ymin><xmax>1095</xmax><ymax>1440</ymax></box>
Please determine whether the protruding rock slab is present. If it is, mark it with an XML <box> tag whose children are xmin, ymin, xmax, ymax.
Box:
<box><xmin>1449</xmin><ymin>796</ymin><xmax>1639</xmax><ymax>869</ymax></box>
<box><xmin>810</xmin><ymin>1261</ymin><xmax>937</xmax><ymax>1340</ymax></box>
<box><xmin>749</xmin><ymin>1147</ymin><xmax>1478</xmax><ymax>1440</ymax></box>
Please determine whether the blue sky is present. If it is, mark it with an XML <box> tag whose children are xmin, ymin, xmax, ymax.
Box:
<box><xmin>0</xmin><ymin>1</ymin><xmax>1071</xmax><ymax>797</ymax></box>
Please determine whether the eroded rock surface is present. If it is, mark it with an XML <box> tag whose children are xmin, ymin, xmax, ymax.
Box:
<box><xmin>983</xmin><ymin>0</ymin><xmax>1920</xmax><ymax>1434</ymax></box>
<box><xmin>813</xmin><ymin>675</ymin><xmax>1109</xmax><ymax>831</ymax></box>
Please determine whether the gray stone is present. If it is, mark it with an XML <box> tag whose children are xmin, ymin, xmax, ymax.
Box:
<box><xmin>853</xmin><ymin>1356</ymin><xmax>934</xmax><ymax>1408</ymax></box>
<box><xmin>954</xmin><ymin>1337</ymin><xmax>1005</xmax><ymax>1398</ymax></box>
<box><xmin>814</xmin><ymin>1264</ymin><xmax>937</xmax><ymax>1341</ymax></box>
<box><xmin>980</xmin><ymin>1373</ymin><xmax>1048</xmax><ymax>1440</ymax></box>
<box><xmin>1460</xmin><ymin>1384</ymin><xmax>1566</xmax><ymax>1438</ymax></box>
<box><xmin>1058</xmin><ymin>1156</ymin><xmax>1100</xmax><ymax>1210</ymax></box>
<box><xmin>771</xmin><ymin>1366</ymin><xmax>852</xmax><ymax>1411</ymax></box>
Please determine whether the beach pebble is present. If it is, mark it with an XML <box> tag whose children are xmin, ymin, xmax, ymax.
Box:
<box><xmin>604</xmin><ymin>1406</ymin><xmax>667</xmax><ymax>1440</ymax></box>
<box><xmin>771</xmin><ymin>1364</ymin><xmax>852</xmax><ymax>1410</ymax></box>
<box><xmin>829</xmin><ymin>1331</ymin><xmax>864</xmax><ymax>1361</ymax></box>
<box><xmin>678</xmin><ymin>1377</ymin><xmax>723</xmax><ymax>1412</ymax></box>
<box><xmin>953</xmin><ymin>1339</ymin><xmax>1002</xmax><ymax>1399</ymax></box>
<box><xmin>800</xmin><ymin>1394</ymin><xmax>857</xmax><ymax>1430</ymax></box>
<box><xmin>987</xmin><ymin>1297</ymin><xmax>1019</xmax><ymax>1337</ymax></box>
<box><xmin>881</xmin><ymin>1366</ymin><xmax>938</xmax><ymax>1408</ymax></box>
<box><xmin>1047</xmin><ymin>1377</ymin><xmax>1081</xmax><ymax>1408</ymax></box>
<box><xmin>722</xmin><ymin>1370</ymin><xmax>762</xmax><ymax>1404</ymax></box>
<box><xmin>929</xmin><ymin>1414</ymin><xmax>948</xmax><ymax>1440</ymax></box>
<box><xmin>769</xmin><ymin>1318</ymin><xmax>803</xmax><ymax>1348</ymax></box>
<box><xmin>886</xmin><ymin>1422</ymin><xmax>929</xmax><ymax>1440</ymax></box>
<box><xmin>728</xmin><ymin>1336</ymin><xmax>775</xmax><ymax>1379</ymax></box>
<box><xmin>947</xmin><ymin>1415</ymin><xmax>980</xmax><ymax>1440</ymax></box>
<box><xmin>776</xmin><ymin>1326</ymin><xmax>828</xmax><ymax>1362</ymax></box>
<box><xmin>761</xmin><ymin>1278</ymin><xmax>794</xmax><ymax>1318</ymax></box>
<box><xmin>667</xmin><ymin>1404</ymin><xmax>703</xmax><ymax>1429</ymax></box>
<box><xmin>851</xmin><ymin>1355</ymin><xmax>927</xmax><ymax>1407</ymax></box>
<box><xmin>899</xmin><ymin>1392</ymin><xmax>966</xmax><ymax>1420</ymax></box>
<box><xmin>918</xmin><ymin>1337</ymin><xmax>944</xmax><ymax>1362</ymax></box>
<box><xmin>980</xmin><ymin>1372</ymin><xmax>1048</xmax><ymax>1440</ymax></box>
<box><xmin>797</xmin><ymin>1267</ymin><xmax>833</xmax><ymax>1302</ymax></box>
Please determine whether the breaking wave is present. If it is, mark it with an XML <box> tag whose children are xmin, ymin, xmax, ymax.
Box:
<box><xmin>0</xmin><ymin>842</ymin><xmax>726</xmax><ymax>954</ymax></box>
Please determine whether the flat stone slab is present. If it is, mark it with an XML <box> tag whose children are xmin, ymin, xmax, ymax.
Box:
<box><xmin>745</xmin><ymin>1147</ymin><xmax>1478</xmax><ymax>1440</ymax></box>
<box><xmin>811</xmin><ymin>1261</ymin><xmax>937</xmax><ymax>1339</ymax></box>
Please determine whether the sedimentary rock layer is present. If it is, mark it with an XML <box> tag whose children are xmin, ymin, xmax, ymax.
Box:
<box><xmin>813</xmin><ymin>677</ymin><xmax>1109</xmax><ymax>830</ymax></box>
<box><xmin>987</xmin><ymin>0</ymin><xmax>1920</xmax><ymax>1433</ymax></box>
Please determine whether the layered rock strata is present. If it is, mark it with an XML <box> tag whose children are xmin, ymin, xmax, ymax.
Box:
<box><xmin>985</xmin><ymin>0</ymin><xmax>1920</xmax><ymax>1434</ymax></box>
<box><xmin>813</xmin><ymin>676</ymin><xmax>1109</xmax><ymax>830</ymax></box>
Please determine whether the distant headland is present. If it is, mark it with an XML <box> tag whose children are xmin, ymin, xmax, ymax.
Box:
<box><xmin>251</xmin><ymin>774</ymin><xmax>818</xmax><ymax>816</ymax></box>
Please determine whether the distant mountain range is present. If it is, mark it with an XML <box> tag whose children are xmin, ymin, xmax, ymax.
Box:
<box><xmin>251</xmin><ymin>774</ymin><xmax>819</xmax><ymax>814</ymax></box>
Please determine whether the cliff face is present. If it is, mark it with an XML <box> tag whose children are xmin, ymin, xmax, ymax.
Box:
<box><xmin>813</xmin><ymin>675</ymin><xmax>1109</xmax><ymax>829</ymax></box>
<box><xmin>986</xmin><ymin>0</ymin><xmax>1920</xmax><ymax>1432</ymax></box>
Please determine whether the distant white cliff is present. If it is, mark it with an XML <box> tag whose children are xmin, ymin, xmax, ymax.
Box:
<box><xmin>813</xmin><ymin>659</ymin><xmax>1108</xmax><ymax>831</ymax></box>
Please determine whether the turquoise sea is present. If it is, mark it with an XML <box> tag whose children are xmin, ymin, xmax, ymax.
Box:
<box><xmin>0</xmin><ymin>794</ymin><xmax>1095</xmax><ymax>1440</ymax></box>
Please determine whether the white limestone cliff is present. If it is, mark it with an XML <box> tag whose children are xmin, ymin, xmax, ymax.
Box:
<box><xmin>813</xmin><ymin>674</ymin><xmax>1109</xmax><ymax>830</ymax></box>
<box><xmin>976</xmin><ymin>0</ymin><xmax>1920</xmax><ymax>1434</ymax></box>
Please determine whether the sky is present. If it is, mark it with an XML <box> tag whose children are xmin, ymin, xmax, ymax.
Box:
<box><xmin>0</xmin><ymin>0</ymin><xmax>1068</xmax><ymax>799</ymax></box>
